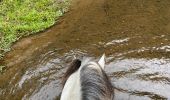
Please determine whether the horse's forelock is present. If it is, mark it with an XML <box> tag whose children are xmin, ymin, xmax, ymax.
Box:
<box><xmin>62</xmin><ymin>59</ymin><xmax>81</xmax><ymax>86</ymax></box>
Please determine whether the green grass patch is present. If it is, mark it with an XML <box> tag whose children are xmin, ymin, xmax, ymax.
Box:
<box><xmin>0</xmin><ymin>0</ymin><xmax>69</xmax><ymax>59</ymax></box>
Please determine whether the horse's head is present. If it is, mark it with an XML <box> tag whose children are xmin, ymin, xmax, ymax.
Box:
<box><xmin>62</xmin><ymin>54</ymin><xmax>106</xmax><ymax>86</ymax></box>
<box><xmin>61</xmin><ymin>54</ymin><xmax>113</xmax><ymax>100</ymax></box>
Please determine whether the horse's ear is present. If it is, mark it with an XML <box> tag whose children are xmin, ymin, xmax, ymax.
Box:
<box><xmin>98</xmin><ymin>54</ymin><xmax>105</xmax><ymax>69</ymax></box>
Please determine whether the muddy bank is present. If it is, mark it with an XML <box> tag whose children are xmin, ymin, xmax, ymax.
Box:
<box><xmin>1</xmin><ymin>0</ymin><xmax>170</xmax><ymax>99</ymax></box>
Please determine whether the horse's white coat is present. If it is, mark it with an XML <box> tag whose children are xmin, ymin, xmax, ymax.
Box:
<box><xmin>60</xmin><ymin>69</ymin><xmax>81</xmax><ymax>100</ymax></box>
<box><xmin>60</xmin><ymin>55</ymin><xmax>105</xmax><ymax>100</ymax></box>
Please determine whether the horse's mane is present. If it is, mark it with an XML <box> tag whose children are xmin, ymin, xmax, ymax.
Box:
<box><xmin>62</xmin><ymin>59</ymin><xmax>81</xmax><ymax>86</ymax></box>
<box><xmin>80</xmin><ymin>62</ymin><xmax>114</xmax><ymax>100</ymax></box>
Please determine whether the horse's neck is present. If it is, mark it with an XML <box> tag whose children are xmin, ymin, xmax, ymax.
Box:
<box><xmin>61</xmin><ymin>59</ymin><xmax>113</xmax><ymax>100</ymax></box>
<box><xmin>60</xmin><ymin>59</ymin><xmax>89</xmax><ymax>100</ymax></box>
<box><xmin>60</xmin><ymin>70</ymin><xmax>81</xmax><ymax>100</ymax></box>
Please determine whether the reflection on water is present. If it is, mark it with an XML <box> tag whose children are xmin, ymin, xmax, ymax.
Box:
<box><xmin>105</xmin><ymin>38</ymin><xmax>130</xmax><ymax>46</ymax></box>
<box><xmin>2</xmin><ymin>49</ymin><xmax>170</xmax><ymax>100</ymax></box>
<box><xmin>106</xmin><ymin>58</ymin><xmax>170</xmax><ymax>100</ymax></box>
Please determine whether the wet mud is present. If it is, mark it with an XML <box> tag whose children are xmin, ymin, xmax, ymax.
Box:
<box><xmin>0</xmin><ymin>0</ymin><xmax>170</xmax><ymax>99</ymax></box>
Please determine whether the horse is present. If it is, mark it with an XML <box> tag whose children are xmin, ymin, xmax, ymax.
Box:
<box><xmin>61</xmin><ymin>54</ymin><xmax>114</xmax><ymax>100</ymax></box>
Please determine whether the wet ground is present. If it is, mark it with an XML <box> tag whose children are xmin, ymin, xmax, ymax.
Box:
<box><xmin>0</xmin><ymin>0</ymin><xmax>170</xmax><ymax>99</ymax></box>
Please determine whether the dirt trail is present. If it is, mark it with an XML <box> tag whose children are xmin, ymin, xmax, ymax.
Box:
<box><xmin>1</xmin><ymin>0</ymin><xmax>170</xmax><ymax>99</ymax></box>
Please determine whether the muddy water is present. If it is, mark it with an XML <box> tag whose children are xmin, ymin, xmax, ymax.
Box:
<box><xmin>1</xmin><ymin>0</ymin><xmax>170</xmax><ymax>99</ymax></box>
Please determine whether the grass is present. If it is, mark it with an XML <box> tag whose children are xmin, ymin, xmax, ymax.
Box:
<box><xmin>0</xmin><ymin>0</ymin><xmax>69</xmax><ymax>71</ymax></box>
